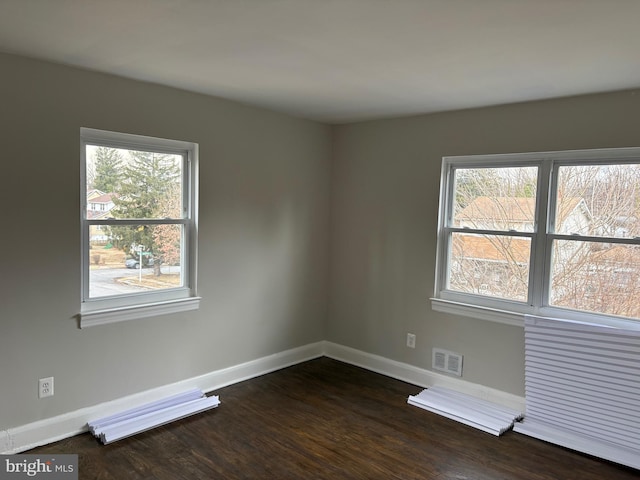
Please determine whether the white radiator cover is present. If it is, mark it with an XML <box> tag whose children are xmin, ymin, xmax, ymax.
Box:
<box><xmin>514</xmin><ymin>315</ymin><xmax>640</xmax><ymax>470</ymax></box>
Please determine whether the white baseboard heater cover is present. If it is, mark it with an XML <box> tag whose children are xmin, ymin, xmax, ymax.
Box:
<box><xmin>88</xmin><ymin>388</ymin><xmax>220</xmax><ymax>444</ymax></box>
<box><xmin>514</xmin><ymin>315</ymin><xmax>640</xmax><ymax>470</ymax></box>
<box><xmin>408</xmin><ymin>386</ymin><xmax>523</xmax><ymax>436</ymax></box>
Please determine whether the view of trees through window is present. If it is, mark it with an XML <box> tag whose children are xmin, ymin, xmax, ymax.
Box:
<box><xmin>448</xmin><ymin>163</ymin><xmax>640</xmax><ymax>320</ymax></box>
<box><xmin>86</xmin><ymin>145</ymin><xmax>184</xmax><ymax>298</ymax></box>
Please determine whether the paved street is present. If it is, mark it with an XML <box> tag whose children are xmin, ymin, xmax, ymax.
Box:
<box><xmin>89</xmin><ymin>267</ymin><xmax>150</xmax><ymax>298</ymax></box>
<box><xmin>89</xmin><ymin>265</ymin><xmax>182</xmax><ymax>298</ymax></box>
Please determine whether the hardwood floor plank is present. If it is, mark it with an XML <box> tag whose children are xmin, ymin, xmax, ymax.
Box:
<box><xmin>29</xmin><ymin>358</ymin><xmax>640</xmax><ymax>479</ymax></box>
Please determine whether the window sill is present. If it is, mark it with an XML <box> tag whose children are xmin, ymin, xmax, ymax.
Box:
<box><xmin>80</xmin><ymin>296</ymin><xmax>201</xmax><ymax>328</ymax></box>
<box><xmin>430</xmin><ymin>298</ymin><xmax>525</xmax><ymax>327</ymax></box>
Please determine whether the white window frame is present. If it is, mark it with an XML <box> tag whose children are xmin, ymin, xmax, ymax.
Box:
<box><xmin>431</xmin><ymin>147</ymin><xmax>640</xmax><ymax>329</ymax></box>
<box><xmin>80</xmin><ymin>128</ymin><xmax>200</xmax><ymax>328</ymax></box>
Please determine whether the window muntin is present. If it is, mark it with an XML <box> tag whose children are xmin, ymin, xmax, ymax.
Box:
<box><xmin>80</xmin><ymin>128</ymin><xmax>198</xmax><ymax>322</ymax></box>
<box><xmin>435</xmin><ymin>149</ymin><xmax>640</xmax><ymax>325</ymax></box>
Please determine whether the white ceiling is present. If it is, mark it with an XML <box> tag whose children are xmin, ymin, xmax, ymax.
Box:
<box><xmin>1</xmin><ymin>0</ymin><xmax>640</xmax><ymax>124</ymax></box>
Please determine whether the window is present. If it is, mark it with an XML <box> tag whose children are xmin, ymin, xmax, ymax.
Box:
<box><xmin>432</xmin><ymin>148</ymin><xmax>640</xmax><ymax>328</ymax></box>
<box><xmin>80</xmin><ymin>128</ymin><xmax>199</xmax><ymax>327</ymax></box>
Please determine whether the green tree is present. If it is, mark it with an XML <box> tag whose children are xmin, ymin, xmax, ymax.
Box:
<box><xmin>93</xmin><ymin>147</ymin><xmax>122</xmax><ymax>193</ymax></box>
<box><xmin>108</xmin><ymin>151</ymin><xmax>181</xmax><ymax>275</ymax></box>
<box><xmin>152</xmin><ymin>182</ymin><xmax>182</xmax><ymax>269</ymax></box>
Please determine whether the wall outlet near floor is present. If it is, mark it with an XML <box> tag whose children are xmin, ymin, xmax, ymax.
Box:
<box><xmin>406</xmin><ymin>333</ymin><xmax>416</xmax><ymax>348</ymax></box>
<box><xmin>39</xmin><ymin>377</ymin><xmax>54</xmax><ymax>398</ymax></box>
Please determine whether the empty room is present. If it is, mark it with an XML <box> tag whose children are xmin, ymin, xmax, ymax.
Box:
<box><xmin>1</xmin><ymin>1</ymin><xmax>640</xmax><ymax>479</ymax></box>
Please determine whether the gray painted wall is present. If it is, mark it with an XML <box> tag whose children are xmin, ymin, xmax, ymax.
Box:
<box><xmin>0</xmin><ymin>53</ymin><xmax>330</xmax><ymax>429</ymax></box>
<box><xmin>328</xmin><ymin>90</ymin><xmax>640</xmax><ymax>396</ymax></box>
<box><xmin>2</xmin><ymin>50</ymin><xmax>640</xmax><ymax>433</ymax></box>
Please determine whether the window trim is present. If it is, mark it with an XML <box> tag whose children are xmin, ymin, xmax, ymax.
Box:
<box><xmin>80</xmin><ymin>128</ymin><xmax>200</xmax><ymax>327</ymax></box>
<box><xmin>432</xmin><ymin>147</ymin><xmax>640</xmax><ymax>330</ymax></box>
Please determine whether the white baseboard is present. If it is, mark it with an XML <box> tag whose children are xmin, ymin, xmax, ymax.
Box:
<box><xmin>2</xmin><ymin>340</ymin><xmax>524</xmax><ymax>453</ymax></box>
<box><xmin>0</xmin><ymin>430</ymin><xmax>10</xmax><ymax>453</ymax></box>
<box><xmin>514</xmin><ymin>420</ymin><xmax>640</xmax><ymax>470</ymax></box>
<box><xmin>2</xmin><ymin>341</ymin><xmax>325</xmax><ymax>454</ymax></box>
<box><xmin>323</xmin><ymin>342</ymin><xmax>525</xmax><ymax>412</ymax></box>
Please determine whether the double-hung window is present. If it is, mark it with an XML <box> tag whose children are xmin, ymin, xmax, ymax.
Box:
<box><xmin>80</xmin><ymin>128</ymin><xmax>199</xmax><ymax>327</ymax></box>
<box><xmin>432</xmin><ymin>147</ymin><xmax>640</xmax><ymax>327</ymax></box>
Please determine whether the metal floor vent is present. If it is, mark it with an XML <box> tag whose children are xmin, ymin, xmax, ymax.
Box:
<box><xmin>408</xmin><ymin>386</ymin><xmax>523</xmax><ymax>436</ymax></box>
<box><xmin>432</xmin><ymin>348</ymin><xmax>463</xmax><ymax>376</ymax></box>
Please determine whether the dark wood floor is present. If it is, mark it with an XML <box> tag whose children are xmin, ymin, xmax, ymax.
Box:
<box><xmin>30</xmin><ymin>357</ymin><xmax>639</xmax><ymax>479</ymax></box>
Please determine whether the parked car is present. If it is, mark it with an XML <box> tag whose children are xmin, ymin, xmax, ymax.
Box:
<box><xmin>125</xmin><ymin>256</ymin><xmax>154</xmax><ymax>269</ymax></box>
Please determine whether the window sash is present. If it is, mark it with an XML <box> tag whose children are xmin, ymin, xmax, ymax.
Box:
<box><xmin>82</xmin><ymin>150</ymin><xmax>191</xmax><ymax>222</ymax></box>
<box><xmin>83</xmin><ymin>221</ymin><xmax>189</xmax><ymax>301</ymax></box>
<box><xmin>434</xmin><ymin>148</ymin><xmax>640</xmax><ymax>326</ymax></box>
<box><xmin>446</xmin><ymin>231</ymin><xmax>532</xmax><ymax>302</ymax></box>
<box><xmin>80</xmin><ymin>128</ymin><xmax>198</xmax><ymax>320</ymax></box>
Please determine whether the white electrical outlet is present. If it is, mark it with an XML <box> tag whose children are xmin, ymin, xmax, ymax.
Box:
<box><xmin>39</xmin><ymin>377</ymin><xmax>54</xmax><ymax>398</ymax></box>
<box><xmin>406</xmin><ymin>333</ymin><xmax>416</xmax><ymax>348</ymax></box>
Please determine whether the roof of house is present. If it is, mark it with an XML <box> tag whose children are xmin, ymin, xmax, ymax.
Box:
<box><xmin>86</xmin><ymin>189</ymin><xmax>105</xmax><ymax>200</ymax></box>
<box><xmin>453</xmin><ymin>234</ymin><xmax>530</xmax><ymax>264</ymax></box>
<box><xmin>453</xmin><ymin>196</ymin><xmax>593</xmax><ymax>263</ymax></box>
<box><xmin>456</xmin><ymin>196</ymin><xmax>589</xmax><ymax>228</ymax></box>
<box><xmin>88</xmin><ymin>193</ymin><xmax>114</xmax><ymax>204</ymax></box>
<box><xmin>590</xmin><ymin>245</ymin><xmax>640</xmax><ymax>266</ymax></box>
<box><xmin>457</xmin><ymin>197</ymin><xmax>534</xmax><ymax>224</ymax></box>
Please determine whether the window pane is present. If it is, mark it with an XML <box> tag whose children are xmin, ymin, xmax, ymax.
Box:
<box><xmin>550</xmin><ymin>240</ymin><xmax>640</xmax><ymax>319</ymax></box>
<box><xmin>556</xmin><ymin>164</ymin><xmax>640</xmax><ymax>237</ymax></box>
<box><xmin>89</xmin><ymin>224</ymin><xmax>183</xmax><ymax>299</ymax></box>
<box><xmin>447</xmin><ymin>232</ymin><xmax>530</xmax><ymax>301</ymax></box>
<box><xmin>453</xmin><ymin>167</ymin><xmax>538</xmax><ymax>232</ymax></box>
<box><xmin>86</xmin><ymin>146</ymin><xmax>183</xmax><ymax>220</ymax></box>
